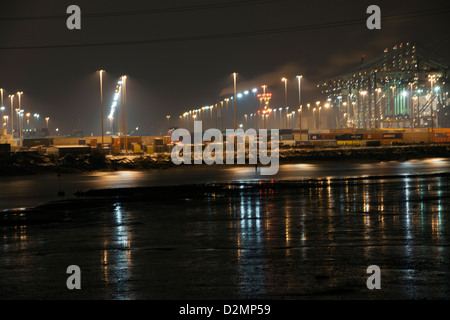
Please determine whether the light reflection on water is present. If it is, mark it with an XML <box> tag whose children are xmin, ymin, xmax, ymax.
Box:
<box><xmin>2</xmin><ymin>158</ymin><xmax>450</xmax><ymax>211</ymax></box>
<box><xmin>1</xmin><ymin>173</ymin><xmax>450</xmax><ymax>299</ymax></box>
<box><xmin>101</xmin><ymin>203</ymin><xmax>133</xmax><ymax>299</ymax></box>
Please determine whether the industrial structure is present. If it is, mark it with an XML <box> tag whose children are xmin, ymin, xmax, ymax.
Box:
<box><xmin>318</xmin><ymin>41</ymin><xmax>449</xmax><ymax>129</ymax></box>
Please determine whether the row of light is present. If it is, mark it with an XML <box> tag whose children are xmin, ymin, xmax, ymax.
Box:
<box><xmin>178</xmin><ymin>74</ymin><xmax>306</xmax><ymax>121</ymax></box>
<box><xmin>0</xmin><ymin>89</ymin><xmax>50</xmax><ymax>131</ymax></box>
<box><xmin>179</xmin><ymin>87</ymin><xmax>259</xmax><ymax>119</ymax></box>
<box><xmin>107</xmin><ymin>75</ymin><xmax>127</xmax><ymax>120</ymax></box>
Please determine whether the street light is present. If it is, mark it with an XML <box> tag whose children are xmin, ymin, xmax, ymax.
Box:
<box><xmin>45</xmin><ymin>117</ymin><xmax>50</xmax><ymax>130</ymax></box>
<box><xmin>296</xmin><ymin>75</ymin><xmax>302</xmax><ymax>132</ymax></box>
<box><xmin>18</xmin><ymin>109</ymin><xmax>24</xmax><ymax>146</ymax></box>
<box><xmin>0</xmin><ymin>89</ymin><xmax>4</xmax><ymax>129</ymax></box>
<box><xmin>318</xmin><ymin>107</ymin><xmax>322</xmax><ymax>129</ymax></box>
<box><xmin>313</xmin><ymin>107</ymin><xmax>317</xmax><ymax>129</ymax></box>
<box><xmin>121</xmin><ymin>75</ymin><xmax>128</xmax><ymax>153</ymax></box>
<box><xmin>428</xmin><ymin>75</ymin><xmax>436</xmax><ymax>134</ymax></box>
<box><xmin>8</xmin><ymin>95</ymin><xmax>14</xmax><ymax>137</ymax></box>
<box><xmin>98</xmin><ymin>70</ymin><xmax>105</xmax><ymax>150</ymax></box>
<box><xmin>233</xmin><ymin>72</ymin><xmax>237</xmax><ymax>131</ymax></box>
<box><xmin>282</xmin><ymin>77</ymin><xmax>288</xmax><ymax>128</ymax></box>
<box><xmin>17</xmin><ymin>92</ymin><xmax>23</xmax><ymax>144</ymax></box>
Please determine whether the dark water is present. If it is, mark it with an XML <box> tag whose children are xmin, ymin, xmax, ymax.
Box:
<box><xmin>1</xmin><ymin>158</ymin><xmax>450</xmax><ymax>211</ymax></box>
<box><xmin>1</xmin><ymin>169</ymin><xmax>450</xmax><ymax>299</ymax></box>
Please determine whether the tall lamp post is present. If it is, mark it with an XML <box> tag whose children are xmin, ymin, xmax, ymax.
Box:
<box><xmin>17</xmin><ymin>92</ymin><xmax>24</xmax><ymax>144</ymax></box>
<box><xmin>409</xmin><ymin>82</ymin><xmax>414</xmax><ymax>130</ymax></box>
<box><xmin>98</xmin><ymin>70</ymin><xmax>105</xmax><ymax>150</ymax></box>
<box><xmin>121</xmin><ymin>75</ymin><xmax>128</xmax><ymax>153</ymax></box>
<box><xmin>0</xmin><ymin>88</ymin><xmax>4</xmax><ymax>131</ymax></box>
<box><xmin>9</xmin><ymin>95</ymin><xmax>14</xmax><ymax>137</ymax></box>
<box><xmin>428</xmin><ymin>75</ymin><xmax>436</xmax><ymax>137</ymax></box>
<box><xmin>233</xmin><ymin>73</ymin><xmax>237</xmax><ymax>131</ymax></box>
<box><xmin>282</xmin><ymin>77</ymin><xmax>288</xmax><ymax>128</ymax></box>
<box><xmin>296</xmin><ymin>75</ymin><xmax>302</xmax><ymax>134</ymax></box>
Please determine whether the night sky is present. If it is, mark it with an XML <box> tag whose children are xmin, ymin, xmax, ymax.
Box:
<box><xmin>0</xmin><ymin>0</ymin><xmax>449</xmax><ymax>135</ymax></box>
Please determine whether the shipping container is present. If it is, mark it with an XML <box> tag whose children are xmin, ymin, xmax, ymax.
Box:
<box><xmin>132</xmin><ymin>143</ymin><xmax>142</xmax><ymax>153</ymax></box>
<box><xmin>337</xmin><ymin>140</ymin><xmax>361</xmax><ymax>146</ymax></box>
<box><xmin>335</xmin><ymin>134</ymin><xmax>350</xmax><ymax>140</ymax></box>
<box><xmin>281</xmin><ymin>135</ymin><xmax>294</xmax><ymax>141</ymax></box>
<box><xmin>322</xmin><ymin>134</ymin><xmax>336</xmax><ymax>140</ymax></box>
<box><xmin>279</xmin><ymin>129</ymin><xmax>292</xmax><ymax>135</ymax></box>
<box><xmin>23</xmin><ymin>138</ymin><xmax>54</xmax><ymax>147</ymax></box>
<box><xmin>308</xmin><ymin>129</ymin><xmax>330</xmax><ymax>134</ymax></box>
<box><xmin>403</xmin><ymin>132</ymin><xmax>430</xmax><ymax>144</ymax></box>
<box><xmin>382</xmin><ymin>133</ymin><xmax>403</xmax><ymax>139</ymax></box>
<box><xmin>349</xmin><ymin>134</ymin><xmax>363</xmax><ymax>140</ymax></box>
<box><xmin>362</xmin><ymin>140</ymin><xmax>381</xmax><ymax>147</ymax></box>
<box><xmin>331</xmin><ymin>129</ymin><xmax>355</xmax><ymax>134</ymax></box>
<box><xmin>163</xmin><ymin>136</ymin><xmax>171</xmax><ymax>145</ymax></box>
<box><xmin>434</xmin><ymin>132</ymin><xmax>448</xmax><ymax>138</ymax></box>
<box><xmin>432</xmin><ymin>137</ymin><xmax>449</xmax><ymax>143</ymax></box>
<box><xmin>309</xmin><ymin>134</ymin><xmax>322</xmax><ymax>140</ymax></box>
<box><xmin>363</xmin><ymin>133</ymin><xmax>383</xmax><ymax>141</ymax></box>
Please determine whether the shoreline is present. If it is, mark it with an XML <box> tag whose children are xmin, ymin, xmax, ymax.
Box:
<box><xmin>2</xmin><ymin>170</ymin><xmax>450</xmax><ymax>218</ymax></box>
<box><xmin>1</xmin><ymin>144</ymin><xmax>450</xmax><ymax>176</ymax></box>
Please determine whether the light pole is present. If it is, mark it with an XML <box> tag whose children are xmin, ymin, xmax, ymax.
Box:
<box><xmin>26</xmin><ymin>113</ymin><xmax>30</xmax><ymax>129</ymax></box>
<box><xmin>9</xmin><ymin>95</ymin><xmax>14</xmax><ymax>137</ymax></box>
<box><xmin>166</xmin><ymin>115</ymin><xmax>171</xmax><ymax>128</ymax></box>
<box><xmin>0</xmin><ymin>107</ymin><xmax>4</xmax><ymax>127</ymax></box>
<box><xmin>0</xmin><ymin>88</ymin><xmax>4</xmax><ymax>131</ymax></box>
<box><xmin>296</xmin><ymin>75</ymin><xmax>302</xmax><ymax>133</ymax></box>
<box><xmin>18</xmin><ymin>110</ymin><xmax>23</xmax><ymax>146</ymax></box>
<box><xmin>3</xmin><ymin>116</ymin><xmax>8</xmax><ymax>129</ymax></box>
<box><xmin>233</xmin><ymin>73</ymin><xmax>237</xmax><ymax>131</ymax></box>
<box><xmin>390</xmin><ymin>86</ymin><xmax>395</xmax><ymax>128</ymax></box>
<box><xmin>375</xmin><ymin>88</ymin><xmax>381</xmax><ymax>127</ymax></box>
<box><xmin>282</xmin><ymin>77</ymin><xmax>287</xmax><ymax>128</ymax></box>
<box><xmin>45</xmin><ymin>117</ymin><xmax>50</xmax><ymax>130</ymax></box>
<box><xmin>17</xmin><ymin>92</ymin><xmax>23</xmax><ymax>141</ymax></box>
<box><xmin>360</xmin><ymin>90</ymin><xmax>367</xmax><ymax>128</ymax></box>
<box><xmin>99</xmin><ymin>70</ymin><xmax>105</xmax><ymax>150</ymax></box>
<box><xmin>122</xmin><ymin>75</ymin><xmax>128</xmax><ymax>153</ymax></box>
<box><xmin>429</xmin><ymin>75</ymin><xmax>436</xmax><ymax>136</ymax></box>
<box><xmin>318</xmin><ymin>107</ymin><xmax>322</xmax><ymax>129</ymax></box>
<box><xmin>313</xmin><ymin>107</ymin><xmax>317</xmax><ymax>129</ymax></box>
<box><xmin>33</xmin><ymin>114</ymin><xmax>40</xmax><ymax>131</ymax></box>
<box><xmin>108</xmin><ymin>115</ymin><xmax>114</xmax><ymax>135</ymax></box>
